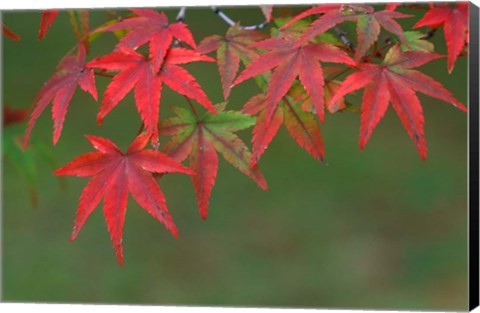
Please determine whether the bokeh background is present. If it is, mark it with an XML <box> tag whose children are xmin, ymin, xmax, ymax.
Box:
<box><xmin>1</xmin><ymin>4</ymin><xmax>469</xmax><ymax>310</ymax></box>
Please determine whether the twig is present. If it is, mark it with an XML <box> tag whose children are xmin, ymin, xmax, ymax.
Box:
<box><xmin>333</xmin><ymin>27</ymin><xmax>354</xmax><ymax>51</ymax></box>
<box><xmin>211</xmin><ymin>6</ymin><xmax>269</xmax><ymax>30</ymax></box>
<box><xmin>421</xmin><ymin>28</ymin><xmax>437</xmax><ymax>40</ymax></box>
<box><xmin>176</xmin><ymin>7</ymin><xmax>186</xmax><ymax>22</ymax></box>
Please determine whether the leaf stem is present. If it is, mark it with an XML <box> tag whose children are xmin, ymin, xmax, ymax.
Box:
<box><xmin>366</xmin><ymin>42</ymin><xmax>393</xmax><ymax>62</ymax></box>
<box><xmin>94</xmin><ymin>71</ymin><xmax>114</xmax><ymax>78</ymax></box>
<box><xmin>184</xmin><ymin>96</ymin><xmax>198</xmax><ymax>117</ymax></box>
<box><xmin>326</xmin><ymin>67</ymin><xmax>353</xmax><ymax>83</ymax></box>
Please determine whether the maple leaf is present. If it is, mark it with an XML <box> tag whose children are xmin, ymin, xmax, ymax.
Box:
<box><xmin>159</xmin><ymin>104</ymin><xmax>268</xmax><ymax>219</ymax></box>
<box><xmin>280</xmin><ymin>4</ymin><xmax>411</xmax><ymax>61</ymax></box>
<box><xmin>385</xmin><ymin>4</ymin><xmax>400</xmax><ymax>11</ymax></box>
<box><xmin>242</xmin><ymin>90</ymin><xmax>325</xmax><ymax>166</ymax></box>
<box><xmin>2</xmin><ymin>23</ymin><xmax>21</xmax><ymax>40</ymax></box>
<box><xmin>54</xmin><ymin>133</ymin><xmax>194</xmax><ymax>265</ymax></box>
<box><xmin>86</xmin><ymin>47</ymin><xmax>216</xmax><ymax>143</ymax></box>
<box><xmin>38</xmin><ymin>10</ymin><xmax>59</xmax><ymax>40</ymax></box>
<box><xmin>329</xmin><ymin>45</ymin><xmax>467</xmax><ymax>159</ymax></box>
<box><xmin>197</xmin><ymin>23</ymin><xmax>267</xmax><ymax>100</ymax></box>
<box><xmin>97</xmin><ymin>9</ymin><xmax>197</xmax><ymax>71</ymax></box>
<box><xmin>260</xmin><ymin>5</ymin><xmax>273</xmax><ymax>21</ymax></box>
<box><xmin>280</xmin><ymin>4</ymin><xmax>374</xmax><ymax>47</ymax></box>
<box><xmin>413</xmin><ymin>2</ymin><xmax>468</xmax><ymax>73</ymax></box>
<box><xmin>23</xmin><ymin>44</ymin><xmax>98</xmax><ymax>148</ymax></box>
<box><xmin>401</xmin><ymin>31</ymin><xmax>435</xmax><ymax>52</ymax></box>
<box><xmin>353</xmin><ymin>9</ymin><xmax>411</xmax><ymax>62</ymax></box>
<box><xmin>279</xmin><ymin>4</ymin><xmax>346</xmax><ymax>31</ymax></box>
<box><xmin>3</xmin><ymin>106</ymin><xmax>28</xmax><ymax>126</ymax></box>
<box><xmin>233</xmin><ymin>37</ymin><xmax>355</xmax><ymax>126</ymax></box>
<box><xmin>296</xmin><ymin>66</ymin><xmax>348</xmax><ymax>114</ymax></box>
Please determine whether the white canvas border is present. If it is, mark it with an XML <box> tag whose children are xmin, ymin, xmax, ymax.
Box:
<box><xmin>1</xmin><ymin>1</ymin><xmax>478</xmax><ymax>313</ymax></box>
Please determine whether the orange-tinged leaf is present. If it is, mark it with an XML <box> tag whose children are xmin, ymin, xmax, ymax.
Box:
<box><xmin>159</xmin><ymin>105</ymin><xmax>267</xmax><ymax>219</ymax></box>
<box><xmin>283</xmin><ymin>97</ymin><xmax>325</xmax><ymax>162</ymax></box>
<box><xmin>197</xmin><ymin>24</ymin><xmax>267</xmax><ymax>100</ymax></box>
<box><xmin>242</xmin><ymin>93</ymin><xmax>325</xmax><ymax>165</ymax></box>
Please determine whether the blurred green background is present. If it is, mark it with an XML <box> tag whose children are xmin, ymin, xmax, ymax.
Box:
<box><xmin>1</xmin><ymin>4</ymin><xmax>468</xmax><ymax>311</ymax></box>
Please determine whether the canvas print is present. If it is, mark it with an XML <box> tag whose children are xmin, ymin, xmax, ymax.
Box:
<box><xmin>1</xmin><ymin>2</ymin><xmax>477</xmax><ymax>311</ymax></box>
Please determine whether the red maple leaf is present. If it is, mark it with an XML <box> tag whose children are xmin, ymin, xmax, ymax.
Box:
<box><xmin>279</xmin><ymin>4</ymin><xmax>346</xmax><ymax>31</ymax></box>
<box><xmin>159</xmin><ymin>104</ymin><xmax>268</xmax><ymax>219</ymax></box>
<box><xmin>86</xmin><ymin>47</ymin><xmax>216</xmax><ymax>143</ymax></box>
<box><xmin>23</xmin><ymin>44</ymin><xmax>97</xmax><ymax>147</ymax></box>
<box><xmin>197</xmin><ymin>23</ymin><xmax>267</xmax><ymax>100</ymax></box>
<box><xmin>280</xmin><ymin>4</ymin><xmax>411</xmax><ymax>61</ymax></box>
<box><xmin>280</xmin><ymin>4</ymin><xmax>376</xmax><ymax>47</ymax></box>
<box><xmin>385</xmin><ymin>4</ymin><xmax>400</xmax><ymax>11</ymax></box>
<box><xmin>97</xmin><ymin>9</ymin><xmax>197</xmax><ymax>71</ymax></box>
<box><xmin>242</xmin><ymin>88</ymin><xmax>325</xmax><ymax>166</ymax></box>
<box><xmin>329</xmin><ymin>45</ymin><xmax>467</xmax><ymax>159</ymax></box>
<box><xmin>3</xmin><ymin>106</ymin><xmax>28</xmax><ymax>126</ymax></box>
<box><xmin>233</xmin><ymin>36</ymin><xmax>355</xmax><ymax>125</ymax></box>
<box><xmin>54</xmin><ymin>133</ymin><xmax>194</xmax><ymax>265</ymax></box>
<box><xmin>2</xmin><ymin>23</ymin><xmax>21</xmax><ymax>40</ymax></box>
<box><xmin>353</xmin><ymin>9</ymin><xmax>411</xmax><ymax>62</ymax></box>
<box><xmin>294</xmin><ymin>66</ymin><xmax>348</xmax><ymax>114</ymax></box>
<box><xmin>413</xmin><ymin>2</ymin><xmax>469</xmax><ymax>73</ymax></box>
<box><xmin>38</xmin><ymin>10</ymin><xmax>59</xmax><ymax>40</ymax></box>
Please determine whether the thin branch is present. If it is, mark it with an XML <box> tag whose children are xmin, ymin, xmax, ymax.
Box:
<box><xmin>211</xmin><ymin>6</ymin><xmax>269</xmax><ymax>30</ymax></box>
<box><xmin>172</xmin><ymin>7</ymin><xmax>188</xmax><ymax>47</ymax></box>
<box><xmin>176</xmin><ymin>7</ymin><xmax>187</xmax><ymax>22</ymax></box>
<box><xmin>325</xmin><ymin>67</ymin><xmax>352</xmax><ymax>83</ymax></box>
<box><xmin>333</xmin><ymin>27</ymin><xmax>354</xmax><ymax>51</ymax></box>
<box><xmin>421</xmin><ymin>28</ymin><xmax>437</xmax><ymax>40</ymax></box>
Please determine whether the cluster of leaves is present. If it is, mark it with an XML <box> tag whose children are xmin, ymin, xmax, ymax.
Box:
<box><xmin>9</xmin><ymin>3</ymin><xmax>468</xmax><ymax>265</ymax></box>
